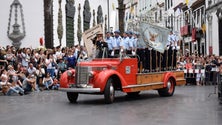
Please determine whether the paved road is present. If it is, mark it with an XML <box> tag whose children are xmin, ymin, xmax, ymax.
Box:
<box><xmin>0</xmin><ymin>85</ymin><xmax>222</xmax><ymax>125</ymax></box>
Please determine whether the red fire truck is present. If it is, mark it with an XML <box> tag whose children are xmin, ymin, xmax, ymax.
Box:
<box><xmin>59</xmin><ymin>57</ymin><xmax>186</xmax><ymax>104</ymax></box>
<box><xmin>59</xmin><ymin>23</ymin><xmax>186</xmax><ymax>104</ymax></box>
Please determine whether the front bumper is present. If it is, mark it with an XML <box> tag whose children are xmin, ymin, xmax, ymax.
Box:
<box><xmin>59</xmin><ymin>87</ymin><xmax>101</xmax><ymax>93</ymax></box>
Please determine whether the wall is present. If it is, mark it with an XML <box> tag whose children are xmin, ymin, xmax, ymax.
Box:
<box><xmin>0</xmin><ymin>0</ymin><xmax>118</xmax><ymax>48</ymax></box>
<box><xmin>211</xmin><ymin>13</ymin><xmax>219</xmax><ymax>55</ymax></box>
<box><xmin>53</xmin><ymin>0</ymin><xmax>118</xmax><ymax>47</ymax></box>
<box><xmin>0</xmin><ymin>0</ymin><xmax>44</xmax><ymax>49</ymax></box>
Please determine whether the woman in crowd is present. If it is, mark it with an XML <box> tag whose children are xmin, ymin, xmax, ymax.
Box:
<box><xmin>45</xmin><ymin>53</ymin><xmax>57</xmax><ymax>78</ymax></box>
<box><xmin>42</xmin><ymin>72</ymin><xmax>53</xmax><ymax>90</ymax></box>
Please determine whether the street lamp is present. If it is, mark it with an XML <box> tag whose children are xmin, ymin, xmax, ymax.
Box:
<box><xmin>7</xmin><ymin>0</ymin><xmax>26</xmax><ymax>49</ymax></box>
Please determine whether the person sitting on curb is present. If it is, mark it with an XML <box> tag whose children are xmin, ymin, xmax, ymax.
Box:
<box><xmin>51</xmin><ymin>77</ymin><xmax>60</xmax><ymax>90</ymax></box>
<box><xmin>42</xmin><ymin>72</ymin><xmax>53</xmax><ymax>90</ymax></box>
<box><xmin>22</xmin><ymin>74</ymin><xmax>39</xmax><ymax>94</ymax></box>
<box><xmin>0</xmin><ymin>74</ymin><xmax>24</xmax><ymax>96</ymax></box>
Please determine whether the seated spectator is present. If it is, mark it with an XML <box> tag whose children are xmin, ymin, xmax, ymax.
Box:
<box><xmin>27</xmin><ymin>63</ymin><xmax>37</xmax><ymax>76</ymax></box>
<box><xmin>42</xmin><ymin>72</ymin><xmax>53</xmax><ymax>90</ymax></box>
<box><xmin>36</xmin><ymin>64</ymin><xmax>45</xmax><ymax>86</ymax></box>
<box><xmin>51</xmin><ymin>78</ymin><xmax>60</xmax><ymax>90</ymax></box>
<box><xmin>57</xmin><ymin>59</ymin><xmax>67</xmax><ymax>73</ymax></box>
<box><xmin>0</xmin><ymin>74</ymin><xmax>24</xmax><ymax>96</ymax></box>
<box><xmin>22</xmin><ymin>74</ymin><xmax>39</xmax><ymax>94</ymax></box>
<box><xmin>5</xmin><ymin>48</ymin><xmax>16</xmax><ymax>67</ymax></box>
<box><xmin>7</xmin><ymin>65</ymin><xmax>19</xmax><ymax>83</ymax></box>
<box><xmin>0</xmin><ymin>48</ymin><xmax>8</xmax><ymax>69</ymax></box>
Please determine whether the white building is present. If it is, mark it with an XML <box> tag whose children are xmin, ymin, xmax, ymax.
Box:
<box><xmin>0</xmin><ymin>0</ymin><xmax>118</xmax><ymax>48</ymax></box>
<box><xmin>206</xmin><ymin>0</ymin><xmax>222</xmax><ymax>56</ymax></box>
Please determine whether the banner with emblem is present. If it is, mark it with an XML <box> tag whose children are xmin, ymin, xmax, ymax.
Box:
<box><xmin>138</xmin><ymin>22</ymin><xmax>170</xmax><ymax>53</ymax></box>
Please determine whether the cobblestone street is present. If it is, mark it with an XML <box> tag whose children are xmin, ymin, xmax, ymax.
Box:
<box><xmin>0</xmin><ymin>85</ymin><xmax>222</xmax><ymax>125</ymax></box>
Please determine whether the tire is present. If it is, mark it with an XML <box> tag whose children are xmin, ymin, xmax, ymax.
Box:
<box><xmin>158</xmin><ymin>78</ymin><xmax>175</xmax><ymax>97</ymax></box>
<box><xmin>127</xmin><ymin>91</ymin><xmax>140</xmax><ymax>97</ymax></box>
<box><xmin>104</xmin><ymin>78</ymin><xmax>115</xmax><ymax>104</ymax></box>
<box><xmin>67</xmin><ymin>92</ymin><xmax>79</xmax><ymax>103</ymax></box>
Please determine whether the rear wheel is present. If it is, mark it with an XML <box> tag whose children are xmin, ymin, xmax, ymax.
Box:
<box><xmin>158</xmin><ymin>78</ymin><xmax>175</xmax><ymax>97</ymax></box>
<box><xmin>104</xmin><ymin>78</ymin><xmax>115</xmax><ymax>104</ymax></box>
<box><xmin>67</xmin><ymin>92</ymin><xmax>79</xmax><ymax>103</ymax></box>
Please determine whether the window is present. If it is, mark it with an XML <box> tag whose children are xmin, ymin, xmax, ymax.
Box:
<box><xmin>168</xmin><ymin>0</ymin><xmax>170</xmax><ymax>9</ymax></box>
<box><xmin>155</xmin><ymin>12</ymin><xmax>158</xmax><ymax>22</ymax></box>
<box><xmin>160</xmin><ymin>10</ymin><xmax>162</xmax><ymax>21</ymax></box>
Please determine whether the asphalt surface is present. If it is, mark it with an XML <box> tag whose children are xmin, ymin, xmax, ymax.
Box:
<box><xmin>0</xmin><ymin>85</ymin><xmax>222</xmax><ymax>125</ymax></box>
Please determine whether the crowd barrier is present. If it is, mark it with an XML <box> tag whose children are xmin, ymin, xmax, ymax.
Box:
<box><xmin>183</xmin><ymin>68</ymin><xmax>218</xmax><ymax>85</ymax></box>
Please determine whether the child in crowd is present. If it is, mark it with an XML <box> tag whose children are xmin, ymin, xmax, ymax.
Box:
<box><xmin>51</xmin><ymin>78</ymin><xmax>60</xmax><ymax>90</ymax></box>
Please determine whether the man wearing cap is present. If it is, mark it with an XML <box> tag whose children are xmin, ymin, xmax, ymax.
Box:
<box><xmin>132</xmin><ymin>32</ymin><xmax>138</xmax><ymax>55</ymax></box>
<box><xmin>127</xmin><ymin>31</ymin><xmax>134</xmax><ymax>55</ymax></box>
<box><xmin>120</xmin><ymin>32</ymin><xmax>130</xmax><ymax>54</ymax></box>
<box><xmin>95</xmin><ymin>33</ymin><xmax>108</xmax><ymax>58</ymax></box>
<box><xmin>166</xmin><ymin>30</ymin><xmax>175</xmax><ymax>70</ymax></box>
<box><xmin>113</xmin><ymin>30</ymin><xmax>122</xmax><ymax>56</ymax></box>
<box><xmin>105</xmin><ymin>31</ymin><xmax>114</xmax><ymax>57</ymax></box>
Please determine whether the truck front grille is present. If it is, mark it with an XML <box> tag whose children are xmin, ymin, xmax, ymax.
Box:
<box><xmin>75</xmin><ymin>66</ymin><xmax>91</xmax><ymax>87</ymax></box>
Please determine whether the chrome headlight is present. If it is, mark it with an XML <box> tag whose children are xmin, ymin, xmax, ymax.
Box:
<box><xmin>88</xmin><ymin>71</ymin><xmax>95</xmax><ymax>78</ymax></box>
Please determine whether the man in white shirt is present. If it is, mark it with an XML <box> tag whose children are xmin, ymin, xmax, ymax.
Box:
<box><xmin>105</xmin><ymin>31</ymin><xmax>114</xmax><ymax>57</ymax></box>
<box><xmin>113</xmin><ymin>30</ymin><xmax>122</xmax><ymax>56</ymax></box>
<box><xmin>27</xmin><ymin>63</ymin><xmax>37</xmax><ymax>75</ymax></box>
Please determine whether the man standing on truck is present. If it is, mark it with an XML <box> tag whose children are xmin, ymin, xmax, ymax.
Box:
<box><xmin>95</xmin><ymin>33</ymin><xmax>108</xmax><ymax>58</ymax></box>
<box><xmin>120</xmin><ymin>31</ymin><xmax>129</xmax><ymax>55</ymax></box>
<box><xmin>126</xmin><ymin>31</ymin><xmax>134</xmax><ymax>55</ymax></box>
<box><xmin>113</xmin><ymin>30</ymin><xmax>122</xmax><ymax>56</ymax></box>
<box><xmin>167</xmin><ymin>30</ymin><xmax>177</xmax><ymax>70</ymax></box>
<box><xmin>105</xmin><ymin>31</ymin><xmax>114</xmax><ymax>58</ymax></box>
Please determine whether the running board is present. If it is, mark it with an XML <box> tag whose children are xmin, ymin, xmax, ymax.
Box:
<box><xmin>122</xmin><ymin>82</ymin><xmax>164</xmax><ymax>89</ymax></box>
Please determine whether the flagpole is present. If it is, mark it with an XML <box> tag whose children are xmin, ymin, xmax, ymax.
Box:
<box><xmin>107</xmin><ymin>0</ymin><xmax>110</xmax><ymax>31</ymax></box>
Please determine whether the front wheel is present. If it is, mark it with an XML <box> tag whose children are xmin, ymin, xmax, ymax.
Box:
<box><xmin>67</xmin><ymin>92</ymin><xmax>79</xmax><ymax>103</ymax></box>
<box><xmin>104</xmin><ymin>78</ymin><xmax>115</xmax><ymax>104</ymax></box>
<box><xmin>158</xmin><ymin>78</ymin><xmax>175</xmax><ymax>97</ymax></box>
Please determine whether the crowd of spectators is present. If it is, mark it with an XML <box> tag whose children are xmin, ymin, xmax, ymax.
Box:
<box><xmin>0</xmin><ymin>45</ymin><xmax>87</xmax><ymax>95</ymax></box>
<box><xmin>176</xmin><ymin>52</ymin><xmax>222</xmax><ymax>86</ymax></box>
<box><xmin>1</xmin><ymin>43</ymin><xmax>222</xmax><ymax>95</ymax></box>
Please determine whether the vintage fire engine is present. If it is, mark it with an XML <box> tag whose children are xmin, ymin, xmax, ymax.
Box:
<box><xmin>59</xmin><ymin>22</ymin><xmax>186</xmax><ymax>104</ymax></box>
<box><xmin>59</xmin><ymin>57</ymin><xmax>186</xmax><ymax>104</ymax></box>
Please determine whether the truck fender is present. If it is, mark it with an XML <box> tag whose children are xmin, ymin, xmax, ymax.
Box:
<box><xmin>163</xmin><ymin>72</ymin><xmax>176</xmax><ymax>88</ymax></box>
<box><xmin>93</xmin><ymin>69</ymin><xmax>128</xmax><ymax>92</ymax></box>
<box><xmin>60</xmin><ymin>69</ymin><xmax>76</xmax><ymax>88</ymax></box>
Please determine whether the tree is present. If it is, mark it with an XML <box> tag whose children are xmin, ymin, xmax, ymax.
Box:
<box><xmin>117</xmin><ymin>0</ymin><xmax>125</xmax><ymax>33</ymax></box>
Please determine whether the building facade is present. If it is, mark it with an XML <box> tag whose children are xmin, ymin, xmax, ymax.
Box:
<box><xmin>0</xmin><ymin>0</ymin><xmax>118</xmax><ymax>48</ymax></box>
<box><xmin>206</xmin><ymin>0</ymin><xmax>222</xmax><ymax>56</ymax></box>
